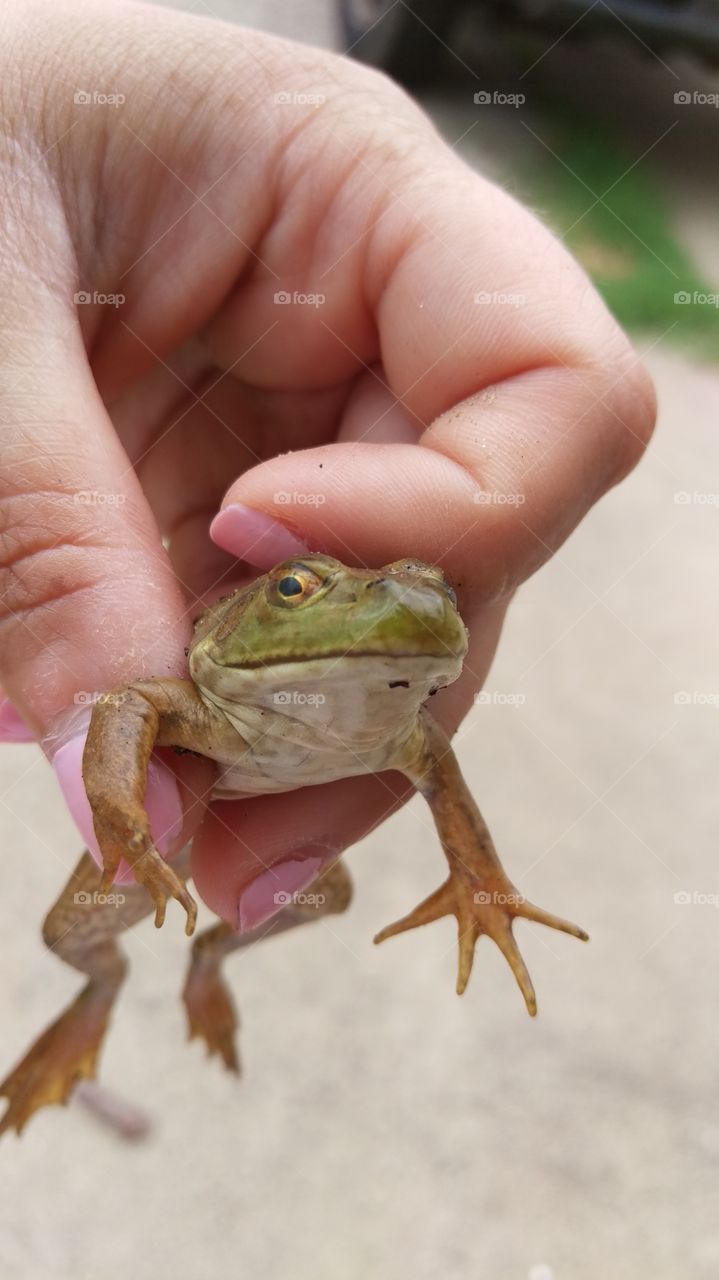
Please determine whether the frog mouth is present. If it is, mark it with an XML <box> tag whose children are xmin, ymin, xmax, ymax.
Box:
<box><xmin>222</xmin><ymin>646</ymin><xmax>465</xmax><ymax>669</ymax></box>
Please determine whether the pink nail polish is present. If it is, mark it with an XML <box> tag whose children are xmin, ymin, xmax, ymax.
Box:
<box><xmin>52</xmin><ymin>733</ymin><xmax>184</xmax><ymax>884</ymax></box>
<box><xmin>237</xmin><ymin>850</ymin><xmax>335</xmax><ymax>932</ymax></box>
<box><xmin>0</xmin><ymin>697</ymin><xmax>35</xmax><ymax>743</ymax></box>
<box><xmin>209</xmin><ymin>504</ymin><xmax>312</xmax><ymax>569</ymax></box>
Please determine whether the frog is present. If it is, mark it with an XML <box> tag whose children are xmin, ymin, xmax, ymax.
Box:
<box><xmin>0</xmin><ymin>555</ymin><xmax>587</xmax><ymax>1135</ymax></box>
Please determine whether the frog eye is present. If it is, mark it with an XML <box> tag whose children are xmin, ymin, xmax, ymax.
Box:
<box><xmin>270</xmin><ymin>563</ymin><xmax>325</xmax><ymax>607</ymax></box>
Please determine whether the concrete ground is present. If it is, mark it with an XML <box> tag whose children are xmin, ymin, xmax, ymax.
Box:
<box><xmin>1</xmin><ymin>3</ymin><xmax>718</xmax><ymax>1279</ymax></box>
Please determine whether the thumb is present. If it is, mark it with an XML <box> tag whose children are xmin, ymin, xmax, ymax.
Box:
<box><xmin>0</xmin><ymin>248</ymin><xmax>209</xmax><ymax>869</ymax></box>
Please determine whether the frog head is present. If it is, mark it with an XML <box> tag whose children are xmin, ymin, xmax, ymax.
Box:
<box><xmin>190</xmin><ymin>554</ymin><xmax>468</xmax><ymax>698</ymax></box>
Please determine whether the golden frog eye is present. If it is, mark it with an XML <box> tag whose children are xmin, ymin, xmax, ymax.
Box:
<box><xmin>270</xmin><ymin>563</ymin><xmax>325</xmax><ymax>606</ymax></box>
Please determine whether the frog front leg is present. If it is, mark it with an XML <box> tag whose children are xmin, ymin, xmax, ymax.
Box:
<box><xmin>374</xmin><ymin>709</ymin><xmax>588</xmax><ymax>1013</ymax></box>
<box><xmin>83</xmin><ymin>678</ymin><xmax>229</xmax><ymax>935</ymax></box>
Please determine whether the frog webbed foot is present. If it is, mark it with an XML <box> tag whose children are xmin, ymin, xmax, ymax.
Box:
<box><xmin>374</xmin><ymin>872</ymin><xmax>588</xmax><ymax>1014</ymax></box>
<box><xmin>0</xmin><ymin>975</ymin><xmax>122</xmax><ymax>1137</ymax></box>
<box><xmin>182</xmin><ymin>924</ymin><xmax>241</xmax><ymax>1074</ymax></box>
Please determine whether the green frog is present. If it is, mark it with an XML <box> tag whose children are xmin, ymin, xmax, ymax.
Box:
<box><xmin>0</xmin><ymin>555</ymin><xmax>587</xmax><ymax>1135</ymax></box>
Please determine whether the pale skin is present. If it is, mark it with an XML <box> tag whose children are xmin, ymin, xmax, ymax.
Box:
<box><xmin>0</xmin><ymin>1</ymin><xmax>654</xmax><ymax>1131</ymax></box>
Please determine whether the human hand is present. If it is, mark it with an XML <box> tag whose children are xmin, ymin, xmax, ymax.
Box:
<box><xmin>0</xmin><ymin>0</ymin><xmax>655</xmax><ymax>928</ymax></box>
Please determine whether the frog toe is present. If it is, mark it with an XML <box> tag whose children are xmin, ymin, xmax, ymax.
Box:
<box><xmin>133</xmin><ymin>850</ymin><xmax>197</xmax><ymax>936</ymax></box>
<box><xmin>373</xmin><ymin>879</ymin><xmax>455</xmax><ymax>946</ymax></box>
<box><xmin>374</xmin><ymin>872</ymin><xmax>587</xmax><ymax>1013</ymax></box>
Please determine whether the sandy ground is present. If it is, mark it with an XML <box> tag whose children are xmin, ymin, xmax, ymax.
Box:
<box><xmin>1</xmin><ymin>3</ymin><xmax>718</xmax><ymax>1279</ymax></box>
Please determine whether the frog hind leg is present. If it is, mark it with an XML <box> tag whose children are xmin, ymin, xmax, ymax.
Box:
<box><xmin>0</xmin><ymin>851</ymin><xmax>160</xmax><ymax>1137</ymax></box>
<box><xmin>182</xmin><ymin>857</ymin><xmax>353</xmax><ymax>1073</ymax></box>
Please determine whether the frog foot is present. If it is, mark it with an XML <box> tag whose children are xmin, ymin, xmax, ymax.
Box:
<box><xmin>0</xmin><ymin>979</ymin><xmax>116</xmax><ymax>1137</ymax></box>
<box><xmin>374</xmin><ymin>873</ymin><xmax>588</xmax><ymax>1013</ymax></box>
<box><xmin>182</xmin><ymin>967</ymin><xmax>240</xmax><ymax>1074</ymax></box>
<box><xmin>100</xmin><ymin>848</ymin><xmax>197</xmax><ymax>936</ymax></box>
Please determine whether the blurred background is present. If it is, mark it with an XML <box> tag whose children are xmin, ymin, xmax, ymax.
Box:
<box><xmin>1</xmin><ymin>2</ymin><xmax>718</xmax><ymax>1278</ymax></box>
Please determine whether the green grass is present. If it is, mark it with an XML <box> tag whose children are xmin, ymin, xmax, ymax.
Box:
<box><xmin>517</xmin><ymin>110</ymin><xmax>719</xmax><ymax>360</ymax></box>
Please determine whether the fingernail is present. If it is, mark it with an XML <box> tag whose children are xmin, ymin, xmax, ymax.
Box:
<box><xmin>237</xmin><ymin>849</ymin><xmax>334</xmax><ymax>933</ymax></box>
<box><xmin>0</xmin><ymin>697</ymin><xmax>35</xmax><ymax>743</ymax></box>
<box><xmin>210</xmin><ymin>504</ymin><xmax>312</xmax><ymax>569</ymax></box>
<box><xmin>52</xmin><ymin>732</ymin><xmax>184</xmax><ymax>884</ymax></box>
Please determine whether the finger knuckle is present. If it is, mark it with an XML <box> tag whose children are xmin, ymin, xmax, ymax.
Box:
<box><xmin>590</xmin><ymin>335</ymin><xmax>657</xmax><ymax>482</ymax></box>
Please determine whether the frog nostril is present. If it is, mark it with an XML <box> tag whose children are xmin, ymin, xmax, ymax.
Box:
<box><xmin>365</xmin><ymin>578</ymin><xmax>386</xmax><ymax>590</ymax></box>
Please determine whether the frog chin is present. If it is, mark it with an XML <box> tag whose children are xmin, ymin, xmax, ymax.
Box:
<box><xmin>192</xmin><ymin>649</ymin><xmax>465</xmax><ymax>792</ymax></box>
<box><xmin>196</xmin><ymin>650</ymin><xmax>462</xmax><ymax>710</ymax></box>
